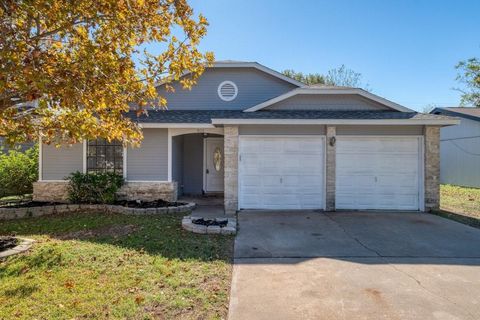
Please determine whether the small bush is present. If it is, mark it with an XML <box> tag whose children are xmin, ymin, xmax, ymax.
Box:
<box><xmin>67</xmin><ymin>171</ymin><xmax>124</xmax><ymax>204</ymax></box>
<box><xmin>0</xmin><ymin>146</ymin><xmax>38</xmax><ymax>198</ymax></box>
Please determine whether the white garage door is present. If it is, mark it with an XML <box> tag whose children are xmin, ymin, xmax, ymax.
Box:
<box><xmin>239</xmin><ymin>136</ymin><xmax>325</xmax><ymax>210</ymax></box>
<box><xmin>336</xmin><ymin>136</ymin><xmax>422</xmax><ymax>210</ymax></box>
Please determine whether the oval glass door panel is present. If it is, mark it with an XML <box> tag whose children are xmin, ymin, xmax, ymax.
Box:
<box><xmin>213</xmin><ymin>147</ymin><xmax>222</xmax><ymax>171</ymax></box>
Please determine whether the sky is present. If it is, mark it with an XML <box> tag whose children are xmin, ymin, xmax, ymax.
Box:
<box><xmin>182</xmin><ymin>0</ymin><xmax>480</xmax><ymax>112</ymax></box>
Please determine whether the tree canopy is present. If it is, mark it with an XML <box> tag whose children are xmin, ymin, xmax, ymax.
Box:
<box><xmin>282</xmin><ymin>65</ymin><xmax>369</xmax><ymax>90</ymax></box>
<box><xmin>0</xmin><ymin>0</ymin><xmax>213</xmax><ymax>145</ymax></box>
<box><xmin>456</xmin><ymin>57</ymin><xmax>480</xmax><ymax>107</ymax></box>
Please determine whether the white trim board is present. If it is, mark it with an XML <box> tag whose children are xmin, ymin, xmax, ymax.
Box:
<box><xmin>211</xmin><ymin>118</ymin><xmax>460</xmax><ymax>126</ymax></box>
<box><xmin>38</xmin><ymin>137</ymin><xmax>43</xmax><ymax>181</ymax></box>
<box><xmin>243</xmin><ymin>87</ymin><xmax>414</xmax><ymax>112</ymax></box>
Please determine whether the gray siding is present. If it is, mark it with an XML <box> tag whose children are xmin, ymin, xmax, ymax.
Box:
<box><xmin>182</xmin><ymin>135</ymin><xmax>204</xmax><ymax>194</ymax></box>
<box><xmin>127</xmin><ymin>129</ymin><xmax>168</xmax><ymax>181</ymax></box>
<box><xmin>266</xmin><ymin>94</ymin><xmax>390</xmax><ymax>111</ymax></box>
<box><xmin>239</xmin><ymin>125</ymin><xmax>326</xmax><ymax>135</ymax></box>
<box><xmin>155</xmin><ymin>68</ymin><xmax>296</xmax><ymax>110</ymax></box>
<box><xmin>337</xmin><ymin>125</ymin><xmax>424</xmax><ymax>136</ymax></box>
<box><xmin>42</xmin><ymin>143</ymin><xmax>83</xmax><ymax>180</ymax></box>
<box><xmin>439</xmin><ymin>118</ymin><xmax>480</xmax><ymax>187</ymax></box>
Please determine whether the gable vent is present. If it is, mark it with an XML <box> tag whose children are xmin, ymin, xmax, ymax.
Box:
<box><xmin>218</xmin><ymin>81</ymin><xmax>238</xmax><ymax>101</ymax></box>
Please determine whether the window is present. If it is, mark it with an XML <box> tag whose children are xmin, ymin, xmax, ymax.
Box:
<box><xmin>87</xmin><ymin>138</ymin><xmax>123</xmax><ymax>174</ymax></box>
<box><xmin>217</xmin><ymin>81</ymin><xmax>238</xmax><ymax>101</ymax></box>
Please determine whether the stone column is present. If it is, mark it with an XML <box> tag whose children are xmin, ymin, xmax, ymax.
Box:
<box><xmin>325</xmin><ymin>126</ymin><xmax>336</xmax><ymax>211</ymax></box>
<box><xmin>424</xmin><ymin>126</ymin><xmax>441</xmax><ymax>211</ymax></box>
<box><xmin>224</xmin><ymin>125</ymin><xmax>239</xmax><ymax>214</ymax></box>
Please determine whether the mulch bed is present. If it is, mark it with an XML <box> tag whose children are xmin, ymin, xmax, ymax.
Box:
<box><xmin>192</xmin><ymin>218</ymin><xmax>228</xmax><ymax>227</ymax></box>
<box><xmin>0</xmin><ymin>199</ymin><xmax>187</xmax><ymax>209</ymax></box>
<box><xmin>114</xmin><ymin>199</ymin><xmax>187</xmax><ymax>208</ymax></box>
<box><xmin>0</xmin><ymin>236</ymin><xmax>18</xmax><ymax>252</ymax></box>
<box><xmin>0</xmin><ymin>201</ymin><xmax>61</xmax><ymax>208</ymax></box>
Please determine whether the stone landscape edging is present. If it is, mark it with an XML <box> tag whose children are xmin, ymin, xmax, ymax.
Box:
<box><xmin>0</xmin><ymin>238</ymin><xmax>35</xmax><ymax>259</ymax></box>
<box><xmin>0</xmin><ymin>202</ymin><xmax>196</xmax><ymax>221</ymax></box>
<box><xmin>182</xmin><ymin>216</ymin><xmax>237</xmax><ymax>235</ymax></box>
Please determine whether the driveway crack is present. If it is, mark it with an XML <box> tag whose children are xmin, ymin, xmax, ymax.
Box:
<box><xmin>324</xmin><ymin>213</ymin><xmax>383</xmax><ymax>257</ymax></box>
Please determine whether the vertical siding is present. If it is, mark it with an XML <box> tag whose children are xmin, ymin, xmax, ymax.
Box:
<box><xmin>265</xmin><ymin>94</ymin><xmax>390</xmax><ymax>111</ymax></box>
<box><xmin>42</xmin><ymin>143</ymin><xmax>83</xmax><ymax>180</ymax></box>
<box><xmin>154</xmin><ymin>68</ymin><xmax>296</xmax><ymax>110</ymax></box>
<box><xmin>127</xmin><ymin>129</ymin><xmax>168</xmax><ymax>181</ymax></box>
<box><xmin>440</xmin><ymin>118</ymin><xmax>480</xmax><ymax>187</ymax></box>
<box><xmin>182</xmin><ymin>134</ymin><xmax>204</xmax><ymax>194</ymax></box>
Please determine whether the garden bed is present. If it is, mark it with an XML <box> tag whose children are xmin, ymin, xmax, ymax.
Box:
<box><xmin>0</xmin><ymin>200</ymin><xmax>195</xmax><ymax>220</ymax></box>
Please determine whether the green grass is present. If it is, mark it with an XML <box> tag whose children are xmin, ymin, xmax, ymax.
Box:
<box><xmin>0</xmin><ymin>211</ymin><xmax>233</xmax><ymax>319</ymax></box>
<box><xmin>440</xmin><ymin>184</ymin><xmax>480</xmax><ymax>219</ymax></box>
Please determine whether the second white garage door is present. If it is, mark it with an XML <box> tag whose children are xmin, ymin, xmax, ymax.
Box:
<box><xmin>239</xmin><ymin>136</ymin><xmax>325</xmax><ymax>210</ymax></box>
<box><xmin>336</xmin><ymin>136</ymin><xmax>422</xmax><ymax>210</ymax></box>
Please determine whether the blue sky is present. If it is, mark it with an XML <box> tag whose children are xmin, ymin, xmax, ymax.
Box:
<box><xmin>186</xmin><ymin>0</ymin><xmax>480</xmax><ymax>112</ymax></box>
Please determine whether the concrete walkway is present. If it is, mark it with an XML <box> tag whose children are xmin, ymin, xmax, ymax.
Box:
<box><xmin>229</xmin><ymin>211</ymin><xmax>480</xmax><ymax>320</ymax></box>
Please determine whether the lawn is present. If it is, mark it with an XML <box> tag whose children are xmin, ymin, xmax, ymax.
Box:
<box><xmin>0</xmin><ymin>211</ymin><xmax>234</xmax><ymax>319</ymax></box>
<box><xmin>436</xmin><ymin>184</ymin><xmax>480</xmax><ymax>228</ymax></box>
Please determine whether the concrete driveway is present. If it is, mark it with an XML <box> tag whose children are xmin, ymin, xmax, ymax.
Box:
<box><xmin>229</xmin><ymin>211</ymin><xmax>480</xmax><ymax>320</ymax></box>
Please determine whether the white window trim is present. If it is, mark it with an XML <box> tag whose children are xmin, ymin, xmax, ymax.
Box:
<box><xmin>217</xmin><ymin>80</ymin><xmax>238</xmax><ymax>102</ymax></box>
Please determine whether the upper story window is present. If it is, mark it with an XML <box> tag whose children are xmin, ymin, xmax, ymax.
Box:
<box><xmin>87</xmin><ymin>138</ymin><xmax>123</xmax><ymax>175</ymax></box>
<box><xmin>217</xmin><ymin>81</ymin><xmax>238</xmax><ymax>101</ymax></box>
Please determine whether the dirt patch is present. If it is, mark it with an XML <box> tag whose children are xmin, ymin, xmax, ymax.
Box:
<box><xmin>58</xmin><ymin>224</ymin><xmax>138</xmax><ymax>240</ymax></box>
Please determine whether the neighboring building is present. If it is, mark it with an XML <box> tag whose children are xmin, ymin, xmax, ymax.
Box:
<box><xmin>430</xmin><ymin>107</ymin><xmax>480</xmax><ymax>188</ymax></box>
<box><xmin>34</xmin><ymin>61</ymin><xmax>459</xmax><ymax>212</ymax></box>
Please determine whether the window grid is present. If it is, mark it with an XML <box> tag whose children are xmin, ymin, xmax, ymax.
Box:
<box><xmin>87</xmin><ymin>138</ymin><xmax>123</xmax><ymax>175</ymax></box>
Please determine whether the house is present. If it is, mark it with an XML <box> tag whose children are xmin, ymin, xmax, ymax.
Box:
<box><xmin>33</xmin><ymin>61</ymin><xmax>459</xmax><ymax>213</ymax></box>
<box><xmin>430</xmin><ymin>107</ymin><xmax>480</xmax><ymax>188</ymax></box>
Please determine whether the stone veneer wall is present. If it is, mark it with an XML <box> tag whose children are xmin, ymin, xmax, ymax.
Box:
<box><xmin>325</xmin><ymin>126</ymin><xmax>336</xmax><ymax>211</ymax></box>
<box><xmin>33</xmin><ymin>181</ymin><xmax>178</xmax><ymax>203</ymax></box>
<box><xmin>117</xmin><ymin>182</ymin><xmax>177</xmax><ymax>202</ymax></box>
<box><xmin>424</xmin><ymin>126</ymin><xmax>441</xmax><ymax>211</ymax></box>
<box><xmin>224</xmin><ymin>126</ymin><xmax>239</xmax><ymax>214</ymax></box>
<box><xmin>33</xmin><ymin>181</ymin><xmax>70</xmax><ymax>202</ymax></box>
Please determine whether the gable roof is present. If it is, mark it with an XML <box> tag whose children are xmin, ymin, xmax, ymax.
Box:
<box><xmin>212</xmin><ymin>61</ymin><xmax>304</xmax><ymax>87</ymax></box>
<box><xmin>154</xmin><ymin>60</ymin><xmax>304</xmax><ymax>89</ymax></box>
<box><xmin>244</xmin><ymin>87</ymin><xmax>414</xmax><ymax>112</ymax></box>
<box><xmin>431</xmin><ymin>107</ymin><xmax>480</xmax><ymax>122</ymax></box>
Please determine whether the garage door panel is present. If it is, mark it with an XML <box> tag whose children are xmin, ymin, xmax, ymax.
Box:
<box><xmin>336</xmin><ymin>137</ymin><xmax>421</xmax><ymax>211</ymax></box>
<box><xmin>239</xmin><ymin>136</ymin><xmax>325</xmax><ymax>210</ymax></box>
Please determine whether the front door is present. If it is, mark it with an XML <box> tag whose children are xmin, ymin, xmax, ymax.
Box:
<box><xmin>204</xmin><ymin>138</ymin><xmax>224</xmax><ymax>193</ymax></box>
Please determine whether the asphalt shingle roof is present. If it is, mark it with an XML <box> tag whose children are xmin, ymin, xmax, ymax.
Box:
<box><xmin>431</xmin><ymin>107</ymin><xmax>480</xmax><ymax>122</ymax></box>
<box><xmin>126</xmin><ymin>110</ymin><xmax>454</xmax><ymax>124</ymax></box>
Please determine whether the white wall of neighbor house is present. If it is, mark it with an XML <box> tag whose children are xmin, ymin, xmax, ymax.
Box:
<box><xmin>439</xmin><ymin>118</ymin><xmax>480</xmax><ymax>187</ymax></box>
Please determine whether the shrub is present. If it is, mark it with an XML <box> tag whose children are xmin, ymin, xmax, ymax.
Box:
<box><xmin>67</xmin><ymin>171</ymin><xmax>124</xmax><ymax>204</ymax></box>
<box><xmin>0</xmin><ymin>146</ymin><xmax>38</xmax><ymax>198</ymax></box>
